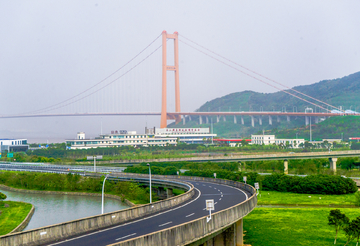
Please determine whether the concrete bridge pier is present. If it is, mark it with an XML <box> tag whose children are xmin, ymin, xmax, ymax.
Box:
<box><xmin>284</xmin><ymin>159</ymin><xmax>289</xmax><ymax>174</ymax></box>
<box><xmin>269</xmin><ymin>115</ymin><xmax>272</xmax><ymax>125</ymax></box>
<box><xmin>197</xmin><ymin>219</ymin><xmax>243</xmax><ymax>246</ymax></box>
<box><xmin>241</xmin><ymin>116</ymin><xmax>244</xmax><ymax>125</ymax></box>
<box><xmin>259</xmin><ymin>116</ymin><xmax>262</xmax><ymax>126</ymax></box>
<box><xmin>223</xmin><ymin>116</ymin><xmax>226</xmax><ymax>122</ymax></box>
<box><xmin>305</xmin><ymin>116</ymin><xmax>309</xmax><ymax>126</ymax></box>
<box><xmin>234</xmin><ymin>116</ymin><xmax>237</xmax><ymax>124</ymax></box>
<box><xmin>189</xmin><ymin>116</ymin><xmax>192</xmax><ymax>121</ymax></box>
<box><xmin>206</xmin><ymin>117</ymin><xmax>209</xmax><ymax>124</ymax></box>
<box><xmin>183</xmin><ymin>116</ymin><xmax>186</xmax><ymax>125</ymax></box>
<box><xmin>315</xmin><ymin>116</ymin><xmax>319</xmax><ymax>124</ymax></box>
<box><xmin>329</xmin><ymin>157</ymin><xmax>337</xmax><ymax>173</ymax></box>
<box><xmin>287</xmin><ymin>115</ymin><xmax>290</xmax><ymax>122</ymax></box>
<box><xmin>217</xmin><ymin>115</ymin><xmax>220</xmax><ymax>123</ymax></box>
<box><xmin>166</xmin><ymin>188</ymin><xmax>173</xmax><ymax>198</ymax></box>
<box><xmin>251</xmin><ymin>116</ymin><xmax>255</xmax><ymax>127</ymax></box>
<box><xmin>277</xmin><ymin>116</ymin><xmax>280</xmax><ymax>122</ymax></box>
<box><xmin>199</xmin><ymin>116</ymin><xmax>203</xmax><ymax>125</ymax></box>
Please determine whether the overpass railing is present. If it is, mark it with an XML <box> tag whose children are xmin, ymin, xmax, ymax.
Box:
<box><xmin>0</xmin><ymin>177</ymin><xmax>195</xmax><ymax>246</ymax></box>
<box><xmin>109</xmin><ymin>173</ymin><xmax>257</xmax><ymax>246</ymax></box>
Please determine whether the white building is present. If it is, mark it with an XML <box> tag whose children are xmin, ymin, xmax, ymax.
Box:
<box><xmin>153</xmin><ymin>127</ymin><xmax>217</xmax><ymax>144</ymax></box>
<box><xmin>66</xmin><ymin>131</ymin><xmax>177</xmax><ymax>150</ymax></box>
<box><xmin>251</xmin><ymin>135</ymin><xmax>305</xmax><ymax>148</ymax></box>
<box><xmin>251</xmin><ymin>135</ymin><xmax>276</xmax><ymax>145</ymax></box>
<box><xmin>0</xmin><ymin>138</ymin><xmax>29</xmax><ymax>152</ymax></box>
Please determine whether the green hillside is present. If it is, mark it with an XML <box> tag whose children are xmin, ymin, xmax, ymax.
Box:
<box><xmin>270</xmin><ymin>115</ymin><xmax>360</xmax><ymax>141</ymax></box>
<box><xmin>170</xmin><ymin>71</ymin><xmax>360</xmax><ymax>138</ymax></box>
<box><xmin>197</xmin><ymin>71</ymin><xmax>360</xmax><ymax>113</ymax></box>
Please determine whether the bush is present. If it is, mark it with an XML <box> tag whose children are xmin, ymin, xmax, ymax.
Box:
<box><xmin>0</xmin><ymin>192</ymin><xmax>6</xmax><ymax>201</ymax></box>
<box><xmin>262</xmin><ymin>174</ymin><xmax>358</xmax><ymax>195</ymax></box>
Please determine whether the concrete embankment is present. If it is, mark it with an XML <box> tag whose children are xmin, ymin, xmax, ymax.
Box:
<box><xmin>10</xmin><ymin>205</ymin><xmax>35</xmax><ymax>234</ymax></box>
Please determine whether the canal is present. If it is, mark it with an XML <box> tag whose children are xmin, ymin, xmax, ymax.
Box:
<box><xmin>0</xmin><ymin>187</ymin><xmax>129</xmax><ymax>231</ymax></box>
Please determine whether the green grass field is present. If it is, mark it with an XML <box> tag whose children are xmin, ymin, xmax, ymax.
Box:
<box><xmin>244</xmin><ymin>208</ymin><xmax>360</xmax><ymax>246</ymax></box>
<box><xmin>258</xmin><ymin>190</ymin><xmax>357</xmax><ymax>206</ymax></box>
<box><xmin>0</xmin><ymin>201</ymin><xmax>33</xmax><ymax>235</ymax></box>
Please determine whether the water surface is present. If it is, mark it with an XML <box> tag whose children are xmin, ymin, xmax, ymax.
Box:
<box><xmin>0</xmin><ymin>188</ymin><xmax>129</xmax><ymax>231</ymax></box>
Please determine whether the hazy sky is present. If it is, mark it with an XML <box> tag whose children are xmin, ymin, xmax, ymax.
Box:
<box><xmin>1</xmin><ymin>1</ymin><xmax>360</xmax><ymax>142</ymax></box>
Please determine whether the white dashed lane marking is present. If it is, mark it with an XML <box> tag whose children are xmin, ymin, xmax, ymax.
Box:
<box><xmin>159</xmin><ymin>221</ymin><xmax>172</xmax><ymax>227</ymax></box>
<box><xmin>116</xmin><ymin>233</ymin><xmax>136</xmax><ymax>241</ymax></box>
<box><xmin>186</xmin><ymin>213</ymin><xmax>195</xmax><ymax>217</ymax></box>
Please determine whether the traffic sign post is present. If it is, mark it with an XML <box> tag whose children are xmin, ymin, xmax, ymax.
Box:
<box><xmin>243</xmin><ymin>176</ymin><xmax>247</xmax><ymax>184</ymax></box>
<box><xmin>254</xmin><ymin>182</ymin><xmax>260</xmax><ymax>196</ymax></box>
<box><xmin>206</xmin><ymin>199</ymin><xmax>214</xmax><ymax>223</ymax></box>
<box><xmin>214</xmin><ymin>173</ymin><xmax>216</xmax><ymax>179</ymax></box>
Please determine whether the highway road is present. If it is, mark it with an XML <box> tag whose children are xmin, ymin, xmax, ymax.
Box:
<box><xmin>0</xmin><ymin>163</ymin><xmax>251</xmax><ymax>245</ymax></box>
<box><xmin>45</xmin><ymin>180</ymin><xmax>249</xmax><ymax>246</ymax></box>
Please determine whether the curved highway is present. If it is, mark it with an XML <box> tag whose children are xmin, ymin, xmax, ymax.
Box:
<box><xmin>46</xmin><ymin>180</ymin><xmax>249</xmax><ymax>246</ymax></box>
<box><xmin>0</xmin><ymin>163</ymin><xmax>252</xmax><ymax>246</ymax></box>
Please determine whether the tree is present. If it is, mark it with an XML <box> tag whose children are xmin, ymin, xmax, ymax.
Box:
<box><xmin>344</xmin><ymin>216</ymin><xmax>360</xmax><ymax>246</ymax></box>
<box><xmin>328</xmin><ymin>209</ymin><xmax>349</xmax><ymax>244</ymax></box>
<box><xmin>0</xmin><ymin>192</ymin><xmax>6</xmax><ymax>201</ymax></box>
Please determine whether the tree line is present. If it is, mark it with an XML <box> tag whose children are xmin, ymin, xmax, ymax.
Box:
<box><xmin>124</xmin><ymin>165</ymin><xmax>358</xmax><ymax>195</ymax></box>
<box><xmin>0</xmin><ymin>171</ymin><xmax>152</xmax><ymax>204</ymax></box>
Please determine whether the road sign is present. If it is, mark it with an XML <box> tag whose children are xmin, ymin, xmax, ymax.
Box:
<box><xmin>214</xmin><ymin>173</ymin><xmax>216</xmax><ymax>178</ymax></box>
<box><xmin>206</xmin><ymin>199</ymin><xmax>215</xmax><ymax>223</ymax></box>
<box><xmin>206</xmin><ymin>199</ymin><xmax>214</xmax><ymax>211</ymax></box>
<box><xmin>243</xmin><ymin>176</ymin><xmax>247</xmax><ymax>183</ymax></box>
<box><xmin>7</xmin><ymin>153</ymin><xmax>13</xmax><ymax>158</ymax></box>
<box><xmin>254</xmin><ymin>182</ymin><xmax>259</xmax><ymax>189</ymax></box>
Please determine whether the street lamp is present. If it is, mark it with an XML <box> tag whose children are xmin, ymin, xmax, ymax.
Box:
<box><xmin>147</xmin><ymin>163</ymin><xmax>152</xmax><ymax>203</ymax></box>
<box><xmin>101</xmin><ymin>174</ymin><xmax>109</xmax><ymax>214</ymax></box>
<box><xmin>87</xmin><ymin>155</ymin><xmax>103</xmax><ymax>172</ymax></box>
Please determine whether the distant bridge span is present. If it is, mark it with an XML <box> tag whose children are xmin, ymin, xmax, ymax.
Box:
<box><xmin>0</xmin><ymin>111</ymin><xmax>356</xmax><ymax>119</ymax></box>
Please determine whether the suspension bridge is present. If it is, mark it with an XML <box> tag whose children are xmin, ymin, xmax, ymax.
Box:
<box><xmin>1</xmin><ymin>31</ymin><xmax>356</xmax><ymax>128</ymax></box>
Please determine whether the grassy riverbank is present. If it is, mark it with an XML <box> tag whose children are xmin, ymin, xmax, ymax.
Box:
<box><xmin>244</xmin><ymin>191</ymin><xmax>360</xmax><ymax>245</ymax></box>
<box><xmin>0</xmin><ymin>171</ymin><xmax>154</xmax><ymax>204</ymax></box>
<box><xmin>244</xmin><ymin>207</ymin><xmax>359</xmax><ymax>246</ymax></box>
<box><xmin>258</xmin><ymin>190</ymin><xmax>357</xmax><ymax>206</ymax></box>
<box><xmin>0</xmin><ymin>201</ymin><xmax>32</xmax><ymax>235</ymax></box>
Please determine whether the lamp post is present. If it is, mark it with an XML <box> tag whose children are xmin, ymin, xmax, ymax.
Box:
<box><xmin>101</xmin><ymin>174</ymin><xmax>109</xmax><ymax>214</ymax></box>
<box><xmin>87</xmin><ymin>155</ymin><xmax>103</xmax><ymax>172</ymax></box>
<box><xmin>147</xmin><ymin>163</ymin><xmax>152</xmax><ymax>203</ymax></box>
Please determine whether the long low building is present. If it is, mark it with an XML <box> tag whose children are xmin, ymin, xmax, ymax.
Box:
<box><xmin>0</xmin><ymin>138</ymin><xmax>29</xmax><ymax>152</ymax></box>
<box><xmin>251</xmin><ymin>134</ymin><xmax>305</xmax><ymax>148</ymax></box>
<box><xmin>152</xmin><ymin>127</ymin><xmax>217</xmax><ymax>144</ymax></box>
<box><xmin>66</xmin><ymin>131</ymin><xmax>177</xmax><ymax>150</ymax></box>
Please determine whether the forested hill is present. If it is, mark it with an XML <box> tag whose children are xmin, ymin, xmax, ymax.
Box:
<box><xmin>197</xmin><ymin>71</ymin><xmax>360</xmax><ymax>113</ymax></box>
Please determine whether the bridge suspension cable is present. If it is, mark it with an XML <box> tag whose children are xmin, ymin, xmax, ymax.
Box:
<box><xmin>37</xmin><ymin>44</ymin><xmax>163</xmax><ymax>114</ymax></box>
<box><xmin>180</xmin><ymin>35</ymin><xmax>342</xmax><ymax>112</ymax></box>
<box><xmin>21</xmin><ymin>34</ymin><xmax>162</xmax><ymax>115</ymax></box>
